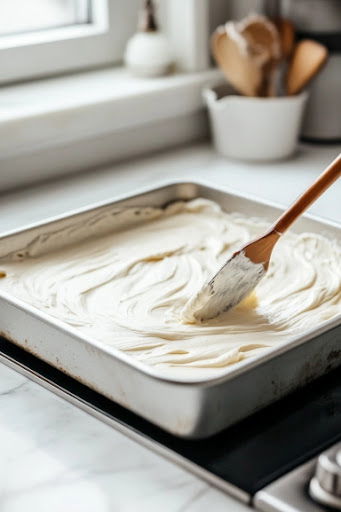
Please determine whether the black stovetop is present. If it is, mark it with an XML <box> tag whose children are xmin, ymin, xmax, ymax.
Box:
<box><xmin>1</xmin><ymin>336</ymin><xmax>340</xmax><ymax>496</ymax></box>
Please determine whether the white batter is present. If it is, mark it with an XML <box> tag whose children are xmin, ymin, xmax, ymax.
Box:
<box><xmin>0</xmin><ymin>199</ymin><xmax>340</xmax><ymax>377</ymax></box>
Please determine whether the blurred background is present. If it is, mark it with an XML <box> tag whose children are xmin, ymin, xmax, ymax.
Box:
<box><xmin>0</xmin><ymin>0</ymin><xmax>340</xmax><ymax>191</ymax></box>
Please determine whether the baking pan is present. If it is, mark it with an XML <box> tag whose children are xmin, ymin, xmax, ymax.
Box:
<box><xmin>0</xmin><ymin>182</ymin><xmax>340</xmax><ymax>439</ymax></box>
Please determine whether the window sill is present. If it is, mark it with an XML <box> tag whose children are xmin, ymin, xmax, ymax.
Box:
<box><xmin>0</xmin><ymin>67</ymin><xmax>222</xmax><ymax>160</ymax></box>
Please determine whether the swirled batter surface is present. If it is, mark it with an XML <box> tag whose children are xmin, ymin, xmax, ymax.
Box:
<box><xmin>0</xmin><ymin>199</ymin><xmax>340</xmax><ymax>378</ymax></box>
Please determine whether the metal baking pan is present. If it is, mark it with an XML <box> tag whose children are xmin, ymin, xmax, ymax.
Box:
<box><xmin>0</xmin><ymin>182</ymin><xmax>340</xmax><ymax>439</ymax></box>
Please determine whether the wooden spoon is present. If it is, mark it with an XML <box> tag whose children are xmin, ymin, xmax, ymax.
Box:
<box><xmin>273</xmin><ymin>18</ymin><xmax>295</xmax><ymax>59</ymax></box>
<box><xmin>211</xmin><ymin>25</ymin><xmax>269</xmax><ymax>97</ymax></box>
<box><xmin>211</xmin><ymin>16</ymin><xmax>281</xmax><ymax>98</ymax></box>
<box><xmin>286</xmin><ymin>39</ymin><xmax>328</xmax><ymax>95</ymax></box>
<box><xmin>271</xmin><ymin>18</ymin><xmax>295</xmax><ymax>96</ymax></box>
<box><xmin>182</xmin><ymin>154</ymin><xmax>341</xmax><ymax>322</ymax></box>
<box><xmin>240</xmin><ymin>15</ymin><xmax>281</xmax><ymax>96</ymax></box>
<box><xmin>241</xmin><ymin>16</ymin><xmax>281</xmax><ymax>57</ymax></box>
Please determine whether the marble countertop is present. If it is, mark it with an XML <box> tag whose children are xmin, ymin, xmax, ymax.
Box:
<box><xmin>0</xmin><ymin>142</ymin><xmax>340</xmax><ymax>512</ymax></box>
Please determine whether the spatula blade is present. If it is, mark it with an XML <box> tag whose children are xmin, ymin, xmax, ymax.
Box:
<box><xmin>181</xmin><ymin>251</ymin><xmax>265</xmax><ymax>323</ymax></box>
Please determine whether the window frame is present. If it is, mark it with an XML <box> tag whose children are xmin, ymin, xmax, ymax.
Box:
<box><xmin>0</xmin><ymin>0</ymin><xmax>140</xmax><ymax>84</ymax></box>
<box><xmin>162</xmin><ymin>0</ymin><xmax>210</xmax><ymax>72</ymax></box>
<box><xmin>0</xmin><ymin>0</ymin><xmax>214</xmax><ymax>85</ymax></box>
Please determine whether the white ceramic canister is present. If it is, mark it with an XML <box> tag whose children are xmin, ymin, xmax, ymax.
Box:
<box><xmin>204</xmin><ymin>84</ymin><xmax>308</xmax><ymax>161</ymax></box>
<box><xmin>124</xmin><ymin>0</ymin><xmax>173</xmax><ymax>77</ymax></box>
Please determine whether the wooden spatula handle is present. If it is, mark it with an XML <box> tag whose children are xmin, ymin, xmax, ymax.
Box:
<box><xmin>274</xmin><ymin>153</ymin><xmax>341</xmax><ymax>234</ymax></box>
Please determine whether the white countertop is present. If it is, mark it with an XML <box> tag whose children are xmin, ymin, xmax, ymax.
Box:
<box><xmin>0</xmin><ymin>142</ymin><xmax>340</xmax><ymax>512</ymax></box>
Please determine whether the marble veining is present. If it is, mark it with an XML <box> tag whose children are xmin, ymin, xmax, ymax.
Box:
<box><xmin>0</xmin><ymin>364</ymin><xmax>248</xmax><ymax>512</ymax></box>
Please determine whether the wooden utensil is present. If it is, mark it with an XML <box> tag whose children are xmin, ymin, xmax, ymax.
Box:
<box><xmin>274</xmin><ymin>18</ymin><xmax>295</xmax><ymax>59</ymax></box>
<box><xmin>211</xmin><ymin>16</ymin><xmax>281</xmax><ymax>98</ymax></box>
<box><xmin>183</xmin><ymin>154</ymin><xmax>341</xmax><ymax>322</ymax></box>
<box><xmin>211</xmin><ymin>26</ymin><xmax>266</xmax><ymax>97</ymax></box>
<box><xmin>286</xmin><ymin>39</ymin><xmax>328</xmax><ymax>95</ymax></box>
<box><xmin>241</xmin><ymin>15</ymin><xmax>281</xmax><ymax>96</ymax></box>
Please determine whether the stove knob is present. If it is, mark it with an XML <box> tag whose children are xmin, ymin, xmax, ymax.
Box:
<box><xmin>309</xmin><ymin>444</ymin><xmax>341</xmax><ymax>510</ymax></box>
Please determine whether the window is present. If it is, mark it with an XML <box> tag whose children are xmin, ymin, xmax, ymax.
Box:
<box><xmin>0</xmin><ymin>0</ymin><xmax>139</xmax><ymax>84</ymax></box>
<box><xmin>0</xmin><ymin>0</ymin><xmax>91</xmax><ymax>36</ymax></box>
<box><xmin>0</xmin><ymin>0</ymin><xmax>218</xmax><ymax>190</ymax></box>
<box><xmin>0</xmin><ymin>0</ymin><xmax>213</xmax><ymax>84</ymax></box>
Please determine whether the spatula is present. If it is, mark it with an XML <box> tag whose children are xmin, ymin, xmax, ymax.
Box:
<box><xmin>182</xmin><ymin>154</ymin><xmax>341</xmax><ymax>323</ymax></box>
<box><xmin>286</xmin><ymin>39</ymin><xmax>328</xmax><ymax>95</ymax></box>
